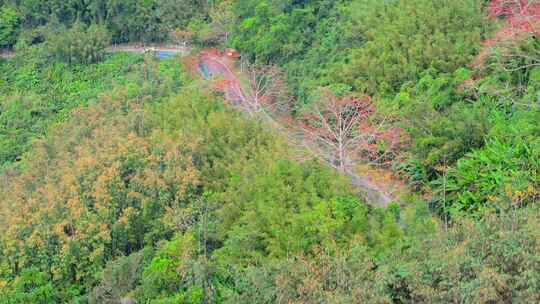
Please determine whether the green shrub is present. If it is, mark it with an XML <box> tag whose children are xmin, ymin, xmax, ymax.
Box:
<box><xmin>45</xmin><ymin>23</ymin><xmax>110</xmax><ymax>65</ymax></box>
<box><xmin>436</xmin><ymin>137</ymin><xmax>540</xmax><ymax>214</ymax></box>
<box><xmin>0</xmin><ymin>6</ymin><xmax>19</xmax><ymax>48</ymax></box>
<box><xmin>0</xmin><ymin>268</ymin><xmax>59</xmax><ymax>304</ymax></box>
<box><xmin>394</xmin><ymin>70</ymin><xmax>493</xmax><ymax>182</ymax></box>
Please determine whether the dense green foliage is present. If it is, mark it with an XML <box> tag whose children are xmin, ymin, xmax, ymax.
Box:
<box><xmin>43</xmin><ymin>24</ymin><xmax>110</xmax><ymax>65</ymax></box>
<box><xmin>438</xmin><ymin>110</ymin><xmax>540</xmax><ymax>214</ymax></box>
<box><xmin>229</xmin><ymin>0</ymin><xmax>361</xmax><ymax>103</ymax></box>
<box><xmin>14</xmin><ymin>23</ymin><xmax>111</xmax><ymax>65</ymax></box>
<box><xmin>227</xmin><ymin>0</ymin><xmax>491</xmax><ymax>102</ymax></box>
<box><xmin>0</xmin><ymin>0</ymin><xmax>539</xmax><ymax>303</ymax></box>
<box><xmin>0</xmin><ymin>0</ymin><xmax>208</xmax><ymax>43</ymax></box>
<box><xmin>0</xmin><ymin>6</ymin><xmax>18</xmax><ymax>47</ymax></box>
<box><xmin>342</xmin><ymin>0</ymin><xmax>489</xmax><ymax>94</ymax></box>
<box><xmin>0</xmin><ymin>52</ymin><xmax>166</xmax><ymax>167</ymax></box>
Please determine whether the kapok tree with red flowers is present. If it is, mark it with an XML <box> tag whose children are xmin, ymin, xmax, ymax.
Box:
<box><xmin>474</xmin><ymin>1</ymin><xmax>540</xmax><ymax>69</ymax></box>
<box><xmin>299</xmin><ymin>89</ymin><xmax>406</xmax><ymax>173</ymax></box>
<box><xmin>488</xmin><ymin>0</ymin><xmax>540</xmax><ymax>31</ymax></box>
<box><xmin>471</xmin><ymin>1</ymin><xmax>540</xmax><ymax>83</ymax></box>
<box><xmin>486</xmin><ymin>0</ymin><xmax>540</xmax><ymax>43</ymax></box>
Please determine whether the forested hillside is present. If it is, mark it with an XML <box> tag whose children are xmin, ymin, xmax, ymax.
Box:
<box><xmin>0</xmin><ymin>0</ymin><xmax>539</xmax><ymax>303</ymax></box>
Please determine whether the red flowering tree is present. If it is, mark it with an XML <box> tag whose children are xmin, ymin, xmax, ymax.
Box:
<box><xmin>487</xmin><ymin>0</ymin><xmax>540</xmax><ymax>43</ymax></box>
<box><xmin>475</xmin><ymin>1</ymin><xmax>540</xmax><ymax>71</ymax></box>
<box><xmin>472</xmin><ymin>1</ymin><xmax>540</xmax><ymax>76</ymax></box>
<box><xmin>299</xmin><ymin>89</ymin><xmax>406</xmax><ymax>173</ymax></box>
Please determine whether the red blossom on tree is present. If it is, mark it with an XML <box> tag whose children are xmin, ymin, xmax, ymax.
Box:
<box><xmin>474</xmin><ymin>1</ymin><xmax>540</xmax><ymax>70</ymax></box>
<box><xmin>299</xmin><ymin>89</ymin><xmax>407</xmax><ymax>173</ymax></box>
<box><xmin>487</xmin><ymin>0</ymin><xmax>540</xmax><ymax>44</ymax></box>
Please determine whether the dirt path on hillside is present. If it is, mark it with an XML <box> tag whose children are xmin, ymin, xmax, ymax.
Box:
<box><xmin>198</xmin><ymin>53</ymin><xmax>404</xmax><ymax>207</ymax></box>
<box><xmin>0</xmin><ymin>49</ymin><xmax>14</xmax><ymax>59</ymax></box>
<box><xmin>107</xmin><ymin>43</ymin><xmax>190</xmax><ymax>55</ymax></box>
<box><xmin>1</xmin><ymin>44</ymin><xmax>190</xmax><ymax>59</ymax></box>
<box><xmin>349</xmin><ymin>174</ymin><xmax>394</xmax><ymax>206</ymax></box>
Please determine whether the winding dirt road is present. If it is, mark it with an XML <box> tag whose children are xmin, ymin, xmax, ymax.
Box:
<box><xmin>1</xmin><ymin>44</ymin><xmax>190</xmax><ymax>59</ymax></box>
<box><xmin>197</xmin><ymin>52</ymin><xmax>400</xmax><ymax>207</ymax></box>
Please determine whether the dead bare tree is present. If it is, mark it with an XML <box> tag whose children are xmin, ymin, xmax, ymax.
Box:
<box><xmin>237</xmin><ymin>60</ymin><xmax>291</xmax><ymax>117</ymax></box>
